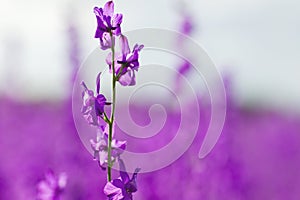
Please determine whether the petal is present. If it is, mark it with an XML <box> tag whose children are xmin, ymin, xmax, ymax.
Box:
<box><xmin>133</xmin><ymin>44</ymin><xmax>144</xmax><ymax>52</ymax></box>
<box><xmin>95</xmin><ymin>94</ymin><xmax>107</xmax><ymax>116</ymax></box>
<box><xmin>132</xmin><ymin>168</ymin><xmax>141</xmax><ymax>182</ymax></box>
<box><xmin>113</xmin><ymin>26</ymin><xmax>122</xmax><ymax>36</ymax></box>
<box><xmin>94</xmin><ymin>7</ymin><xmax>103</xmax><ymax>18</ymax></box>
<box><xmin>118</xmin><ymin>69</ymin><xmax>136</xmax><ymax>86</ymax></box>
<box><xmin>99</xmin><ymin>150</ymin><xmax>108</xmax><ymax>167</ymax></box>
<box><xmin>111</xmin><ymin>140</ymin><xmax>127</xmax><ymax>158</ymax></box>
<box><xmin>90</xmin><ymin>139</ymin><xmax>97</xmax><ymax>151</ymax></box>
<box><xmin>80</xmin><ymin>81</ymin><xmax>88</xmax><ymax>90</ymax></box>
<box><xmin>104</xmin><ymin>180</ymin><xmax>124</xmax><ymax>200</ymax></box>
<box><xmin>103</xmin><ymin>123</ymin><xmax>115</xmax><ymax>138</ymax></box>
<box><xmin>81</xmin><ymin>81</ymin><xmax>95</xmax><ymax>106</ymax></box>
<box><xmin>112</xmin><ymin>140</ymin><xmax>127</xmax><ymax>151</ymax></box>
<box><xmin>118</xmin><ymin>159</ymin><xmax>130</xmax><ymax>183</ymax></box>
<box><xmin>112</xmin><ymin>14</ymin><xmax>123</xmax><ymax>27</ymax></box>
<box><xmin>83</xmin><ymin>107</ymin><xmax>99</xmax><ymax>126</ymax></box>
<box><xmin>94</xmin><ymin>8</ymin><xmax>106</xmax><ymax>38</ymax></box>
<box><xmin>114</xmin><ymin>54</ymin><xmax>124</xmax><ymax>74</ymax></box>
<box><xmin>96</xmin><ymin>72</ymin><xmax>101</xmax><ymax>94</ymax></box>
<box><xmin>119</xmin><ymin>35</ymin><xmax>130</xmax><ymax>56</ymax></box>
<box><xmin>112</xmin><ymin>178</ymin><xmax>125</xmax><ymax>188</ymax></box>
<box><xmin>106</xmin><ymin>52</ymin><xmax>112</xmax><ymax>66</ymax></box>
<box><xmin>125</xmin><ymin>168</ymin><xmax>141</xmax><ymax>193</ymax></box>
<box><xmin>101</xmin><ymin>32</ymin><xmax>114</xmax><ymax>50</ymax></box>
<box><xmin>126</xmin><ymin>54</ymin><xmax>140</xmax><ymax>70</ymax></box>
<box><xmin>95</xmin><ymin>20</ymin><xmax>105</xmax><ymax>39</ymax></box>
<box><xmin>103</xmin><ymin>1</ymin><xmax>114</xmax><ymax>17</ymax></box>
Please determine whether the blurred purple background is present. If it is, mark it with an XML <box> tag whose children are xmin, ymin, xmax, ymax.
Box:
<box><xmin>1</xmin><ymin>0</ymin><xmax>300</xmax><ymax>199</ymax></box>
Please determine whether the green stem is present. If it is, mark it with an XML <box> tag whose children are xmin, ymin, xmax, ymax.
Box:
<box><xmin>107</xmin><ymin>31</ymin><xmax>116</xmax><ymax>182</ymax></box>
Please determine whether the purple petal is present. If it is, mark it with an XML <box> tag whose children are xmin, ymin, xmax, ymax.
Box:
<box><xmin>90</xmin><ymin>139</ymin><xmax>98</xmax><ymax>151</ymax></box>
<box><xmin>99</xmin><ymin>150</ymin><xmax>108</xmax><ymax>167</ymax></box>
<box><xmin>95</xmin><ymin>20</ymin><xmax>105</xmax><ymax>38</ymax></box>
<box><xmin>81</xmin><ymin>81</ymin><xmax>95</xmax><ymax>107</ymax></box>
<box><xmin>112</xmin><ymin>14</ymin><xmax>123</xmax><ymax>36</ymax></box>
<box><xmin>103</xmin><ymin>123</ymin><xmax>115</xmax><ymax>137</ymax></box>
<box><xmin>120</xmin><ymin>35</ymin><xmax>130</xmax><ymax>56</ymax></box>
<box><xmin>83</xmin><ymin>108</ymin><xmax>98</xmax><ymax>126</ymax></box>
<box><xmin>118</xmin><ymin>159</ymin><xmax>130</xmax><ymax>184</ymax></box>
<box><xmin>118</xmin><ymin>69</ymin><xmax>136</xmax><ymax>86</ymax></box>
<box><xmin>80</xmin><ymin>81</ymin><xmax>88</xmax><ymax>91</ymax></box>
<box><xmin>103</xmin><ymin>1</ymin><xmax>114</xmax><ymax>17</ymax></box>
<box><xmin>133</xmin><ymin>44</ymin><xmax>144</xmax><ymax>52</ymax></box>
<box><xmin>104</xmin><ymin>180</ymin><xmax>124</xmax><ymax>200</ymax></box>
<box><xmin>126</xmin><ymin>54</ymin><xmax>140</xmax><ymax>70</ymax></box>
<box><xmin>95</xmin><ymin>94</ymin><xmax>107</xmax><ymax>116</ymax></box>
<box><xmin>106</xmin><ymin>52</ymin><xmax>112</xmax><ymax>66</ymax></box>
<box><xmin>132</xmin><ymin>168</ymin><xmax>141</xmax><ymax>182</ymax></box>
<box><xmin>112</xmin><ymin>178</ymin><xmax>125</xmax><ymax>189</ymax></box>
<box><xmin>96</xmin><ymin>72</ymin><xmax>101</xmax><ymax>94</ymax></box>
<box><xmin>112</xmin><ymin>140</ymin><xmax>127</xmax><ymax>158</ymax></box>
<box><xmin>94</xmin><ymin>7</ymin><xmax>106</xmax><ymax>38</ymax></box>
<box><xmin>100</xmin><ymin>32</ymin><xmax>114</xmax><ymax>50</ymax></box>
<box><xmin>113</xmin><ymin>26</ymin><xmax>122</xmax><ymax>36</ymax></box>
<box><xmin>112</xmin><ymin>140</ymin><xmax>127</xmax><ymax>151</ymax></box>
<box><xmin>93</xmin><ymin>7</ymin><xmax>103</xmax><ymax>17</ymax></box>
<box><xmin>124</xmin><ymin>168</ymin><xmax>140</xmax><ymax>193</ymax></box>
<box><xmin>112</xmin><ymin>14</ymin><xmax>123</xmax><ymax>27</ymax></box>
<box><xmin>82</xmin><ymin>90</ymin><xmax>95</xmax><ymax>106</ymax></box>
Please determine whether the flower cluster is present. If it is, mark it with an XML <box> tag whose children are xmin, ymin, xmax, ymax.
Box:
<box><xmin>106</xmin><ymin>35</ymin><xmax>144</xmax><ymax>86</ymax></box>
<box><xmin>175</xmin><ymin>10</ymin><xmax>194</xmax><ymax>92</ymax></box>
<box><xmin>95</xmin><ymin>1</ymin><xmax>143</xmax><ymax>86</ymax></box>
<box><xmin>36</xmin><ymin>170</ymin><xmax>67</xmax><ymax>200</ymax></box>
<box><xmin>90</xmin><ymin>124</ymin><xmax>127</xmax><ymax>170</ymax></box>
<box><xmin>81</xmin><ymin>73</ymin><xmax>110</xmax><ymax>126</ymax></box>
<box><xmin>104</xmin><ymin>159</ymin><xmax>140</xmax><ymax>200</ymax></box>
<box><xmin>80</xmin><ymin>1</ymin><xmax>143</xmax><ymax>199</ymax></box>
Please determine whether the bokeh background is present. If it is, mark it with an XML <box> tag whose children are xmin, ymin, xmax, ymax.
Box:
<box><xmin>1</xmin><ymin>0</ymin><xmax>300</xmax><ymax>199</ymax></box>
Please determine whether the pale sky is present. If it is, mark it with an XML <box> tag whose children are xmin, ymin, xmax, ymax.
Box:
<box><xmin>0</xmin><ymin>0</ymin><xmax>299</xmax><ymax>112</ymax></box>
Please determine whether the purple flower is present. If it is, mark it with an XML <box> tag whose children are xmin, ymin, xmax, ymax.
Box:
<box><xmin>94</xmin><ymin>1</ymin><xmax>123</xmax><ymax>49</ymax></box>
<box><xmin>104</xmin><ymin>159</ymin><xmax>140</xmax><ymax>200</ymax></box>
<box><xmin>178</xmin><ymin>60</ymin><xmax>191</xmax><ymax>76</ymax></box>
<box><xmin>90</xmin><ymin>125</ymin><xmax>127</xmax><ymax>169</ymax></box>
<box><xmin>180</xmin><ymin>15</ymin><xmax>194</xmax><ymax>35</ymax></box>
<box><xmin>81</xmin><ymin>73</ymin><xmax>110</xmax><ymax>126</ymax></box>
<box><xmin>36</xmin><ymin>170</ymin><xmax>67</xmax><ymax>200</ymax></box>
<box><xmin>106</xmin><ymin>35</ymin><xmax>144</xmax><ymax>86</ymax></box>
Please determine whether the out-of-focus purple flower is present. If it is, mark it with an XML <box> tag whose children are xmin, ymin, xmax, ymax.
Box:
<box><xmin>174</xmin><ymin>60</ymin><xmax>192</xmax><ymax>93</ymax></box>
<box><xmin>37</xmin><ymin>170</ymin><xmax>67</xmax><ymax>200</ymax></box>
<box><xmin>178</xmin><ymin>60</ymin><xmax>191</xmax><ymax>76</ymax></box>
<box><xmin>106</xmin><ymin>35</ymin><xmax>144</xmax><ymax>86</ymax></box>
<box><xmin>94</xmin><ymin>1</ymin><xmax>123</xmax><ymax>50</ymax></box>
<box><xmin>104</xmin><ymin>159</ymin><xmax>140</xmax><ymax>200</ymax></box>
<box><xmin>81</xmin><ymin>73</ymin><xmax>110</xmax><ymax>126</ymax></box>
<box><xmin>180</xmin><ymin>15</ymin><xmax>194</xmax><ymax>36</ymax></box>
<box><xmin>90</xmin><ymin>125</ymin><xmax>127</xmax><ymax>169</ymax></box>
<box><xmin>174</xmin><ymin>12</ymin><xmax>194</xmax><ymax>92</ymax></box>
